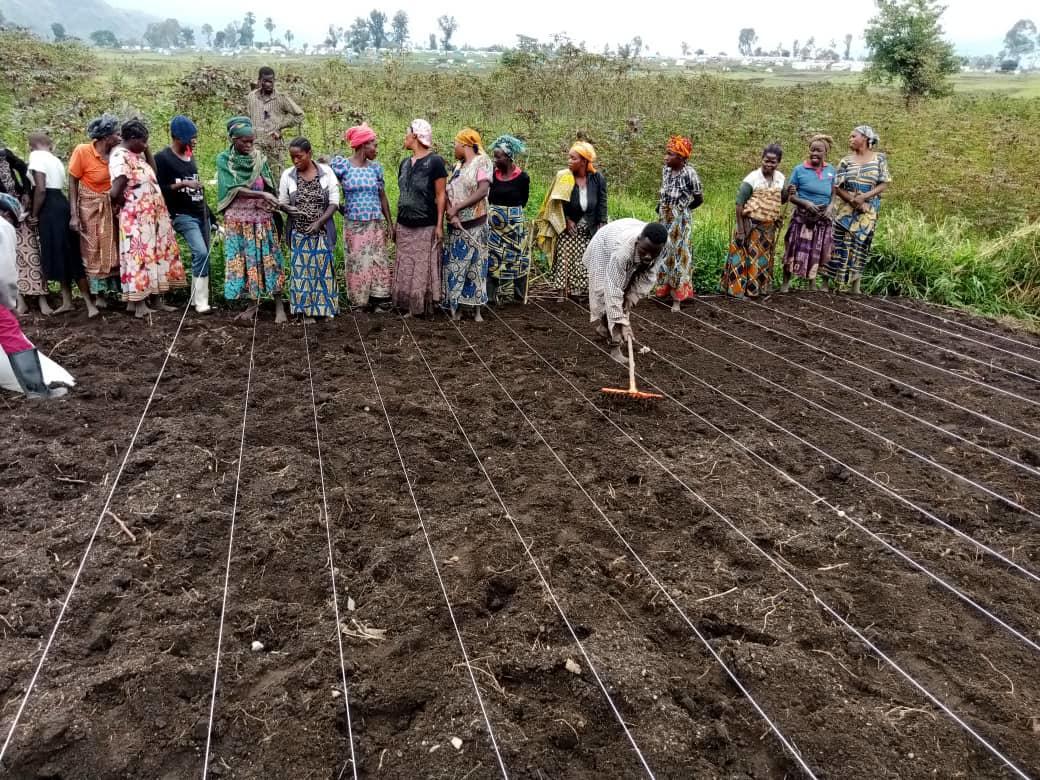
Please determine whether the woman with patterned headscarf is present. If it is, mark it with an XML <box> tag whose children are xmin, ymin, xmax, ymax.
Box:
<box><xmin>442</xmin><ymin>127</ymin><xmax>493</xmax><ymax>321</ymax></box>
<box><xmin>821</xmin><ymin>125</ymin><xmax>891</xmax><ymax>294</ymax></box>
<box><xmin>781</xmin><ymin>134</ymin><xmax>835</xmax><ymax>292</ymax></box>
<box><xmin>69</xmin><ymin>113</ymin><xmax>122</xmax><ymax>304</ymax></box>
<box><xmin>653</xmin><ymin>135</ymin><xmax>703</xmax><ymax>312</ymax></box>
<box><xmin>392</xmin><ymin>119</ymin><xmax>448</xmax><ymax>317</ymax></box>
<box><xmin>534</xmin><ymin>140</ymin><xmax>607</xmax><ymax>299</ymax></box>
<box><xmin>330</xmin><ymin>123</ymin><xmax>393</xmax><ymax>311</ymax></box>
<box><xmin>487</xmin><ymin>134</ymin><xmax>530</xmax><ymax>305</ymax></box>
<box><xmin>216</xmin><ymin>115</ymin><xmax>291</xmax><ymax>322</ymax></box>
<box><xmin>0</xmin><ymin>141</ymin><xmax>49</xmax><ymax>315</ymax></box>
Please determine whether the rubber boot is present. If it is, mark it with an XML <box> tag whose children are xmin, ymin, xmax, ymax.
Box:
<box><xmin>9</xmin><ymin>348</ymin><xmax>67</xmax><ymax>399</ymax></box>
<box><xmin>193</xmin><ymin>276</ymin><xmax>212</xmax><ymax>314</ymax></box>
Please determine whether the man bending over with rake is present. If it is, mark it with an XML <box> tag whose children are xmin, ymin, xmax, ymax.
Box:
<box><xmin>587</xmin><ymin>219</ymin><xmax>668</xmax><ymax>364</ymax></box>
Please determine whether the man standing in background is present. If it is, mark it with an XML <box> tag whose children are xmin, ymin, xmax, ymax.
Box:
<box><xmin>247</xmin><ymin>66</ymin><xmax>304</xmax><ymax>178</ymax></box>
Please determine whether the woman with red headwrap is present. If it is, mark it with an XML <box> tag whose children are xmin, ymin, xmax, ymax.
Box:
<box><xmin>653</xmin><ymin>135</ymin><xmax>703</xmax><ymax>312</ymax></box>
<box><xmin>330</xmin><ymin>123</ymin><xmax>394</xmax><ymax>311</ymax></box>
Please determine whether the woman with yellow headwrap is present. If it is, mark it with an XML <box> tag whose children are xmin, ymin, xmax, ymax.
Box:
<box><xmin>442</xmin><ymin>127</ymin><xmax>493</xmax><ymax>321</ymax></box>
<box><xmin>533</xmin><ymin>140</ymin><xmax>607</xmax><ymax>298</ymax></box>
<box><xmin>654</xmin><ymin>135</ymin><xmax>703</xmax><ymax>312</ymax></box>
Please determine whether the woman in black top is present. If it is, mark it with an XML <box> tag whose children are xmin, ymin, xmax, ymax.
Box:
<box><xmin>487</xmin><ymin>135</ymin><xmax>531</xmax><ymax>305</ymax></box>
<box><xmin>391</xmin><ymin>119</ymin><xmax>448</xmax><ymax>317</ymax></box>
<box><xmin>155</xmin><ymin>115</ymin><xmax>213</xmax><ymax>314</ymax></box>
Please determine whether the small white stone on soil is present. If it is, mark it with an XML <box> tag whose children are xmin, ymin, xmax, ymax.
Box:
<box><xmin>347</xmin><ymin>596</ymin><xmax>356</xmax><ymax>612</ymax></box>
<box><xmin>429</xmin><ymin>744</ymin><xmax>440</xmax><ymax>753</ymax></box>
<box><xmin>450</xmin><ymin>737</ymin><xmax>463</xmax><ymax>750</ymax></box>
<box><xmin>565</xmin><ymin>658</ymin><xmax>582</xmax><ymax>675</ymax></box>
<box><xmin>251</xmin><ymin>640</ymin><xmax>264</xmax><ymax>652</ymax></box>
<box><xmin>175</xmin><ymin>494</ymin><xmax>182</xmax><ymax>499</ymax></box>
<box><xmin>837</xmin><ymin>510</ymin><xmax>847</xmax><ymax>518</ymax></box>
<box><xmin>363</xmin><ymin>406</ymin><xmax>370</xmax><ymax>412</ymax></box>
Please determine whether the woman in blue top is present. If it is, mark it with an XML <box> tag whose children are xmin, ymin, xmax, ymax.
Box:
<box><xmin>781</xmin><ymin>135</ymin><xmax>835</xmax><ymax>292</ymax></box>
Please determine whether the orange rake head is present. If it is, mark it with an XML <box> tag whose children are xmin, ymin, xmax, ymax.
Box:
<box><xmin>600</xmin><ymin>334</ymin><xmax>663</xmax><ymax>404</ymax></box>
<box><xmin>600</xmin><ymin>386</ymin><xmax>663</xmax><ymax>402</ymax></box>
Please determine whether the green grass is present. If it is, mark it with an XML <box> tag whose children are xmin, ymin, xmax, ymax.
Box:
<box><xmin>3</xmin><ymin>32</ymin><xmax>1040</xmax><ymax>320</ymax></box>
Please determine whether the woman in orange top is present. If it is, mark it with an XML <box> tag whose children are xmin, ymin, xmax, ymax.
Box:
<box><xmin>69</xmin><ymin>113</ymin><xmax>122</xmax><ymax>303</ymax></box>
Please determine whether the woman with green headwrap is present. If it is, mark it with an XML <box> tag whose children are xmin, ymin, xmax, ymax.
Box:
<box><xmin>487</xmin><ymin>134</ymin><xmax>530</xmax><ymax>305</ymax></box>
<box><xmin>216</xmin><ymin>115</ymin><xmax>291</xmax><ymax>322</ymax></box>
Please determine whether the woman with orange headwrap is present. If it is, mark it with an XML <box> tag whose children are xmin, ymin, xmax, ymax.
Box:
<box><xmin>442</xmin><ymin>127</ymin><xmax>493</xmax><ymax>321</ymax></box>
<box><xmin>533</xmin><ymin>140</ymin><xmax>607</xmax><ymax>298</ymax></box>
<box><xmin>330</xmin><ymin>123</ymin><xmax>394</xmax><ymax>311</ymax></box>
<box><xmin>653</xmin><ymin>135</ymin><xmax>703</xmax><ymax>312</ymax></box>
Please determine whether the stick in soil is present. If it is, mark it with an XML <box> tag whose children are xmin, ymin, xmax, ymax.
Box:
<box><xmin>106</xmin><ymin>511</ymin><xmax>137</xmax><ymax>543</ymax></box>
<box><xmin>980</xmin><ymin>653</ymin><xmax>1015</xmax><ymax>695</ymax></box>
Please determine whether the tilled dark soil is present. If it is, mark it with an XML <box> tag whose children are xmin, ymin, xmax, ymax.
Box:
<box><xmin>1</xmin><ymin>291</ymin><xmax>1038</xmax><ymax>779</ymax></box>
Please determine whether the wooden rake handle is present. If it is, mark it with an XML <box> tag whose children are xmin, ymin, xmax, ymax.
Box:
<box><xmin>626</xmin><ymin>334</ymin><xmax>638</xmax><ymax>393</ymax></box>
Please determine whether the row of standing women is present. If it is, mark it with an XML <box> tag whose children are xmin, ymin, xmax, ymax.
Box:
<box><xmin>0</xmin><ymin>118</ymin><xmax>889</xmax><ymax>325</ymax></box>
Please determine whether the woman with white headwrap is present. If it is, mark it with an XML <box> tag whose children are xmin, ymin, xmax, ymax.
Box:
<box><xmin>391</xmin><ymin>119</ymin><xmax>448</xmax><ymax>317</ymax></box>
<box><xmin>821</xmin><ymin>125</ymin><xmax>891</xmax><ymax>294</ymax></box>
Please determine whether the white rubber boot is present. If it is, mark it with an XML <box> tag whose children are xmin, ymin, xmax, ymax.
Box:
<box><xmin>193</xmin><ymin>276</ymin><xmax>211</xmax><ymax>314</ymax></box>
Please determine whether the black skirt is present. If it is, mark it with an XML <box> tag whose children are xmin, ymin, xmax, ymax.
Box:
<box><xmin>38</xmin><ymin>188</ymin><xmax>84</xmax><ymax>283</ymax></box>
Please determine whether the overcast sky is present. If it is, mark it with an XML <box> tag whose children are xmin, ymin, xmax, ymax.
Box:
<box><xmin>110</xmin><ymin>0</ymin><xmax>1034</xmax><ymax>55</ymax></box>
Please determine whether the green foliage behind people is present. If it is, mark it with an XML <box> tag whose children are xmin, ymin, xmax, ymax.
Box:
<box><xmin>864</xmin><ymin>0</ymin><xmax>960</xmax><ymax>103</ymax></box>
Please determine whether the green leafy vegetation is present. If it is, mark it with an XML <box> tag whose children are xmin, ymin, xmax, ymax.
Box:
<box><xmin>1</xmin><ymin>31</ymin><xmax>1038</xmax><ymax>320</ymax></box>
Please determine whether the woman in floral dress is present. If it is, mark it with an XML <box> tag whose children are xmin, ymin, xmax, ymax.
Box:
<box><xmin>108</xmin><ymin>120</ymin><xmax>187</xmax><ymax>318</ymax></box>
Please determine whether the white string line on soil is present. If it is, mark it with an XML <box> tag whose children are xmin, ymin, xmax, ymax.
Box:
<box><xmin>202</xmin><ymin>305</ymin><xmax>259</xmax><ymax>779</ymax></box>
<box><xmin>545</xmin><ymin>303</ymin><xmax>1040</xmax><ymax>652</ymax></box>
<box><xmin>635</xmin><ymin>302</ymin><xmax>1040</xmax><ymax>523</ymax></box>
<box><xmin>697</xmin><ymin>298</ymin><xmax>1040</xmax><ymax>448</ymax></box>
<box><xmin>802</xmin><ymin>298</ymin><xmax>1040</xmax><ymax>384</ymax></box>
<box><xmin>454</xmin><ymin>315</ymin><xmax>820</xmax><ymax>778</ymax></box>
<box><xmin>400</xmin><ymin>318</ymin><xmax>658</xmax><ymax>780</ymax></box>
<box><xmin>758</xmin><ymin>299</ymin><xmax>1040</xmax><ymax>408</ymax></box>
<box><xmin>877</xmin><ymin>297</ymin><xmax>1040</xmax><ymax>355</ymax></box>
<box><xmin>622</xmin><ymin>305</ymin><xmax>1040</xmax><ymax>653</ymax></box>
<box><xmin>301</xmin><ymin>321</ymin><xmax>358</xmax><ymax>780</ymax></box>
<box><xmin>349</xmin><ymin>314</ymin><xmax>509</xmax><ymax>779</ymax></box>
<box><xmin>569</xmin><ymin>300</ymin><xmax>1040</xmax><ymax>585</ymax></box>
<box><xmin>661</xmin><ymin>301</ymin><xmax>1040</xmax><ymax>481</ymax></box>
<box><xmin>0</xmin><ymin>301</ymin><xmax>193</xmax><ymax>765</ymax></box>
<box><xmin>522</xmin><ymin>302</ymin><xmax>1034</xmax><ymax>780</ymax></box>
<box><xmin>849</xmin><ymin>297</ymin><xmax>1040</xmax><ymax>366</ymax></box>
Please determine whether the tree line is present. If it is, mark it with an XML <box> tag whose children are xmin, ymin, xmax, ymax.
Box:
<box><xmin>71</xmin><ymin>9</ymin><xmax>442</xmax><ymax>53</ymax></box>
<box><xmin>734</xmin><ymin>29</ymin><xmax>855</xmax><ymax>61</ymax></box>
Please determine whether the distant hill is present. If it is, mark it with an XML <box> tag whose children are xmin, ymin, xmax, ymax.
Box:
<box><xmin>0</xmin><ymin>0</ymin><xmax>156</xmax><ymax>42</ymax></box>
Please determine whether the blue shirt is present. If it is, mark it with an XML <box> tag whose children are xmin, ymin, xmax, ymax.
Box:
<box><xmin>789</xmin><ymin>162</ymin><xmax>836</xmax><ymax>207</ymax></box>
